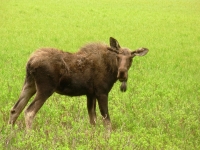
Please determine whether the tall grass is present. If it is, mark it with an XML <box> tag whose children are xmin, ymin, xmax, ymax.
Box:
<box><xmin>0</xmin><ymin>0</ymin><xmax>200</xmax><ymax>149</ymax></box>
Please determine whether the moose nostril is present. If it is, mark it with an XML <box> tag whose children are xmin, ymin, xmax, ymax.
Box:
<box><xmin>119</xmin><ymin>71</ymin><xmax>125</xmax><ymax>76</ymax></box>
<box><xmin>117</xmin><ymin>71</ymin><xmax>126</xmax><ymax>79</ymax></box>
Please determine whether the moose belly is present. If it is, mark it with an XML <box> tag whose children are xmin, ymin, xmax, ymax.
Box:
<box><xmin>55</xmin><ymin>77</ymin><xmax>92</xmax><ymax>96</ymax></box>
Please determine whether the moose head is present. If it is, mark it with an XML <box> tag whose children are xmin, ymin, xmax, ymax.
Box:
<box><xmin>107</xmin><ymin>37</ymin><xmax>149</xmax><ymax>92</ymax></box>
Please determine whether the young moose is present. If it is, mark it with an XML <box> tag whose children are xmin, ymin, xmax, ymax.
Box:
<box><xmin>9</xmin><ymin>37</ymin><xmax>148</xmax><ymax>130</ymax></box>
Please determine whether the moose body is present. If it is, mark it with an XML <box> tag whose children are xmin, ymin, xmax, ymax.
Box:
<box><xmin>9</xmin><ymin>37</ymin><xmax>148</xmax><ymax>130</ymax></box>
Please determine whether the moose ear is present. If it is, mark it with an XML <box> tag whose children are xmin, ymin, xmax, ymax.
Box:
<box><xmin>110</xmin><ymin>37</ymin><xmax>121</xmax><ymax>50</ymax></box>
<box><xmin>131</xmin><ymin>47</ymin><xmax>149</xmax><ymax>56</ymax></box>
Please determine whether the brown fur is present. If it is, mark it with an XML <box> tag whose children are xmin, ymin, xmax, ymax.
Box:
<box><xmin>8</xmin><ymin>37</ymin><xmax>148</xmax><ymax>130</ymax></box>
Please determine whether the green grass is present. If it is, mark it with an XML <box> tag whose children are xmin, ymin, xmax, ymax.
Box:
<box><xmin>0</xmin><ymin>0</ymin><xmax>200</xmax><ymax>149</ymax></box>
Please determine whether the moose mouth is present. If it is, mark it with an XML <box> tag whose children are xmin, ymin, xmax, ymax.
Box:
<box><xmin>118</xmin><ymin>78</ymin><xmax>127</xmax><ymax>82</ymax></box>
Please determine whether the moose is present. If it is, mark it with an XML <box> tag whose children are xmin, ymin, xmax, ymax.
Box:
<box><xmin>9</xmin><ymin>37</ymin><xmax>148</xmax><ymax>130</ymax></box>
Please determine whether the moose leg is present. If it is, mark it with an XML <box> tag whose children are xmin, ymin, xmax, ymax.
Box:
<box><xmin>87</xmin><ymin>95</ymin><xmax>97</xmax><ymax>125</ymax></box>
<box><xmin>96</xmin><ymin>94</ymin><xmax>112</xmax><ymax>130</ymax></box>
<box><xmin>9</xmin><ymin>76</ymin><xmax>36</xmax><ymax>126</ymax></box>
<box><xmin>24</xmin><ymin>86</ymin><xmax>54</xmax><ymax>130</ymax></box>
<box><xmin>24</xmin><ymin>93</ymin><xmax>51</xmax><ymax>130</ymax></box>
<box><xmin>24</xmin><ymin>73</ymin><xmax>55</xmax><ymax>130</ymax></box>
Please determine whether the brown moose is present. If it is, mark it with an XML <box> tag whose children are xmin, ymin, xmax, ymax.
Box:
<box><xmin>9</xmin><ymin>37</ymin><xmax>148</xmax><ymax>130</ymax></box>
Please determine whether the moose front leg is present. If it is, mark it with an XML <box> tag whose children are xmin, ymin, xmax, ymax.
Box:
<box><xmin>87</xmin><ymin>95</ymin><xmax>97</xmax><ymax>125</ymax></box>
<box><xmin>96</xmin><ymin>94</ymin><xmax>112</xmax><ymax>131</ymax></box>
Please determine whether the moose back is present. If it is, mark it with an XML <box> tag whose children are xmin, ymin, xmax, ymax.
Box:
<box><xmin>9</xmin><ymin>37</ymin><xmax>148</xmax><ymax>130</ymax></box>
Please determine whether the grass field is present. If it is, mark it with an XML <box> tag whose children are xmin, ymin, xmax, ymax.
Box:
<box><xmin>0</xmin><ymin>0</ymin><xmax>200</xmax><ymax>149</ymax></box>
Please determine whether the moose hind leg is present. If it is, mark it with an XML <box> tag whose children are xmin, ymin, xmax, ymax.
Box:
<box><xmin>87</xmin><ymin>95</ymin><xmax>97</xmax><ymax>125</ymax></box>
<box><xmin>96</xmin><ymin>94</ymin><xmax>112</xmax><ymax>131</ymax></box>
<box><xmin>24</xmin><ymin>90</ymin><xmax>54</xmax><ymax>130</ymax></box>
<box><xmin>9</xmin><ymin>76</ymin><xmax>36</xmax><ymax>126</ymax></box>
<box><xmin>24</xmin><ymin>77</ymin><xmax>55</xmax><ymax>130</ymax></box>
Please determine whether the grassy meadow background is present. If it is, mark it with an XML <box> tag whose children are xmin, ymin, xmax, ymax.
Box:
<box><xmin>0</xmin><ymin>0</ymin><xmax>200</xmax><ymax>149</ymax></box>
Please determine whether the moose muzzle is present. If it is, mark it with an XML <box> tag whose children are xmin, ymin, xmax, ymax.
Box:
<box><xmin>117</xmin><ymin>68</ymin><xmax>128</xmax><ymax>82</ymax></box>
